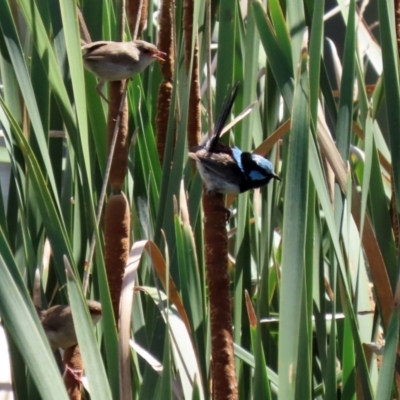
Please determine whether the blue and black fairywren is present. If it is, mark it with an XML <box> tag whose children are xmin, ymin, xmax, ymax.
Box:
<box><xmin>189</xmin><ymin>83</ymin><xmax>281</xmax><ymax>194</ymax></box>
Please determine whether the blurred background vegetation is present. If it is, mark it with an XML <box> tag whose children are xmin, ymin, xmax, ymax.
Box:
<box><xmin>0</xmin><ymin>0</ymin><xmax>399</xmax><ymax>399</ymax></box>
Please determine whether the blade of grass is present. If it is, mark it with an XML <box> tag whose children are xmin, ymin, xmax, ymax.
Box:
<box><xmin>64</xmin><ymin>256</ymin><xmax>112</xmax><ymax>400</ymax></box>
<box><xmin>285</xmin><ymin>0</ymin><xmax>306</xmax><ymax>72</ymax></box>
<box><xmin>278</xmin><ymin>46</ymin><xmax>309</xmax><ymax>400</ymax></box>
<box><xmin>0</xmin><ymin>99</ymin><xmax>74</xmax><ymax>283</ymax></box>
<box><xmin>0</xmin><ymin>0</ymin><xmax>60</xmax><ymax>208</ymax></box>
<box><xmin>375</xmin><ymin>311</ymin><xmax>398</xmax><ymax>399</ymax></box>
<box><xmin>245</xmin><ymin>291</ymin><xmax>272</xmax><ymax>400</ymax></box>
<box><xmin>336</xmin><ymin>0</ymin><xmax>355</xmax><ymax>161</ymax></box>
<box><xmin>377</xmin><ymin>0</ymin><xmax>400</xmax><ymax>217</ymax></box>
<box><xmin>253</xmin><ymin>0</ymin><xmax>294</xmax><ymax>108</ymax></box>
<box><xmin>0</xmin><ymin>253</ymin><xmax>68</xmax><ymax>400</ymax></box>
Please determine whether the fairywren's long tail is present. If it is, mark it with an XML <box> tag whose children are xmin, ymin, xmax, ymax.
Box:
<box><xmin>208</xmin><ymin>82</ymin><xmax>240</xmax><ymax>152</ymax></box>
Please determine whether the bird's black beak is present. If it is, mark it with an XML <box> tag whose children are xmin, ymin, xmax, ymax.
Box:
<box><xmin>273</xmin><ymin>173</ymin><xmax>281</xmax><ymax>181</ymax></box>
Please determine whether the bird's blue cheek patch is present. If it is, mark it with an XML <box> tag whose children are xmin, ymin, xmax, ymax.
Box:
<box><xmin>248</xmin><ymin>170</ymin><xmax>266</xmax><ymax>181</ymax></box>
<box><xmin>231</xmin><ymin>147</ymin><xmax>244</xmax><ymax>171</ymax></box>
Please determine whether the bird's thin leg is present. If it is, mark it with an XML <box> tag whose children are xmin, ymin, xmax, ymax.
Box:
<box><xmin>63</xmin><ymin>364</ymin><xmax>83</xmax><ymax>383</ymax></box>
<box><xmin>223</xmin><ymin>206</ymin><xmax>231</xmax><ymax>223</ymax></box>
<box><xmin>95</xmin><ymin>80</ymin><xmax>109</xmax><ymax>103</ymax></box>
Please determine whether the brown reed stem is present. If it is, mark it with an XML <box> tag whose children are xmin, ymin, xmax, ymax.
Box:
<box><xmin>127</xmin><ymin>0</ymin><xmax>148</xmax><ymax>39</ymax></box>
<box><xmin>63</xmin><ymin>345</ymin><xmax>83</xmax><ymax>400</ymax></box>
<box><xmin>104</xmin><ymin>192</ymin><xmax>131</xmax><ymax>321</ymax></box>
<box><xmin>203</xmin><ymin>192</ymin><xmax>238</xmax><ymax>399</ymax></box>
<box><xmin>156</xmin><ymin>0</ymin><xmax>175</xmax><ymax>162</ymax></box>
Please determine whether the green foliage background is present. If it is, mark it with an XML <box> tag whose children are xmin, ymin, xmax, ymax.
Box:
<box><xmin>0</xmin><ymin>0</ymin><xmax>398</xmax><ymax>399</ymax></box>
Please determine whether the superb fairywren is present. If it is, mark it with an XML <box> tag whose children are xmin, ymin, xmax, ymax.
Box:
<box><xmin>189</xmin><ymin>83</ymin><xmax>281</xmax><ymax>194</ymax></box>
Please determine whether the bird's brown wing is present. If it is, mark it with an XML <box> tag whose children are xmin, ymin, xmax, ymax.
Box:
<box><xmin>81</xmin><ymin>41</ymin><xmax>110</xmax><ymax>55</ymax></box>
<box><xmin>41</xmin><ymin>305</ymin><xmax>71</xmax><ymax>332</ymax></box>
<box><xmin>197</xmin><ymin>152</ymin><xmax>243</xmax><ymax>181</ymax></box>
<box><xmin>82</xmin><ymin>42</ymin><xmax>139</xmax><ymax>63</ymax></box>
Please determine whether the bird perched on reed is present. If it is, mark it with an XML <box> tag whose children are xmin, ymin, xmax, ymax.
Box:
<box><xmin>189</xmin><ymin>83</ymin><xmax>281</xmax><ymax>194</ymax></box>
<box><xmin>39</xmin><ymin>300</ymin><xmax>102</xmax><ymax>350</ymax></box>
<box><xmin>82</xmin><ymin>40</ymin><xmax>165</xmax><ymax>101</ymax></box>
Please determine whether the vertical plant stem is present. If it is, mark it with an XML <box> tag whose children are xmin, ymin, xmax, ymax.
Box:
<box><xmin>206</xmin><ymin>0</ymin><xmax>213</xmax><ymax>129</ymax></box>
<box><xmin>63</xmin><ymin>345</ymin><xmax>83</xmax><ymax>399</ymax></box>
<box><xmin>187</xmin><ymin>43</ymin><xmax>200</xmax><ymax>152</ymax></box>
<box><xmin>393</xmin><ymin>0</ymin><xmax>400</xmax><ymax>252</ymax></box>
<box><xmin>104</xmin><ymin>82</ymin><xmax>129</xmax><ymax>323</ymax></box>
<box><xmin>183</xmin><ymin>0</ymin><xmax>201</xmax><ymax>150</ymax></box>
<box><xmin>200</xmin><ymin>1</ymin><xmax>237</xmax><ymax>394</ymax></box>
<box><xmin>156</xmin><ymin>0</ymin><xmax>175</xmax><ymax>163</ymax></box>
<box><xmin>83</xmin><ymin>88</ymin><xmax>127</xmax><ymax>295</ymax></box>
<box><xmin>127</xmin><ymin>0</ymin><xmax>147</xmax><ymax>39</ymax></box>
<box><xmin>104</xmin><ymin>1</ymin><xmax>129</xmax><ymax>324</ymax></box>
<box><xmin>108</xmin><ymin>82</ymin><xmax>129</xmax><ymax>189</ymax></box>
<box><xmin>104</xmin><ymin>192</ymin><xmax>131</xmax><ymax>320</ymax></box>
<box><xmin>156</xmin><ymin>81</ymin><xmax>173</xmax><ymax>163</ymax></box>
<box><xmin>203</xmin><ymin>193</ymin><xmax>238</xmax><ymax>399</ymax></box>
<box><xmin>392</xmin><ymin>0</ymin><xmax>400</xmax><ymax>391</ymax></box>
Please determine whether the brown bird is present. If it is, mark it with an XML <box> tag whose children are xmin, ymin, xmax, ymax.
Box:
<box><xmin>40</xmin><ymin>300</ymin><xmax>102</xmax><ymax>350</ymax></box>
<box><xmin>82</xmin><ymin>40</ymin><xmax>165</xmax><ymax>100</ymax></box>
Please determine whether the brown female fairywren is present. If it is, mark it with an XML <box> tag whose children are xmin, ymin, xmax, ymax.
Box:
<box><xmin>39</xmin><ymin>300</ymin><xmax>102</xmax><ymax>350</ymax></box>
<box><xmin>82</xmin><ymin>40</ymin><xmax>165</xmax><ymax>100</ymax></box>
